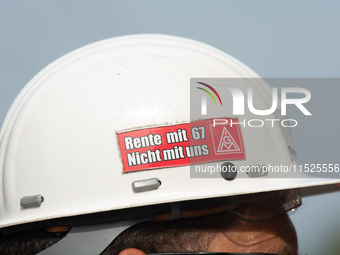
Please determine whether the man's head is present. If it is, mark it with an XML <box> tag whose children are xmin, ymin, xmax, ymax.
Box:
<box><xmin>0</xmin><ymin>210</ymin><xmax>297</xmax><ymax>255</ymax></box>
<box><xmin>110</xmin><ymin>212</ymin><xmax>298</xmax><ymax>255</ymax></box>
<box><xmin>0</xmin><ymin>189</ymin><xmax>300</xmax><ymax>255</ymax></box>
<box><xmin>105</xmin><ymin>189</ymin><xmax>299</xmax><ymax>255</ymax></box>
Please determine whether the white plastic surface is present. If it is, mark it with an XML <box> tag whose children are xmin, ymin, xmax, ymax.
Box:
<box><xmin>0</xmin><ymin>34</ymin><xmax>338</xmax><ymax>229</ymax></box>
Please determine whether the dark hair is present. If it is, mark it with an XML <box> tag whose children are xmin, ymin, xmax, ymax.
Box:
<box><xmin>0</xmin><ymin>212</ymin><xmax>236</xmax><ymax>255</ymax></box>
<box><xmin>103</xmin><ymin>212</ymin><xmax>236</xmax><ymax>254</ymax></box>
<box><xmin>0</xmin><ymin>228</ymin><xmax>67</xmax><ymax>255</ymax></box>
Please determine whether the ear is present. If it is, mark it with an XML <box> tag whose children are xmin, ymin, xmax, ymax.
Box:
<box><xmin>118</xmin><ymin>248</ymin><xmax>147</xmax><ymax>255</ymax></box>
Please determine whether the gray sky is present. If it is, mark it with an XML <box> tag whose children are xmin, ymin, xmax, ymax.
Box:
<box><xmin>1</xmin><ymin>1</ymin><xmax>340</xmax><ymax>254</ymax></box>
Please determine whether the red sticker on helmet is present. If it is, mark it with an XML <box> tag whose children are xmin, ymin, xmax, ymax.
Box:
<box><xmin>117</xmin><ymin>119</ymin><xmax>245</xmax><ymax>173</ymax></box>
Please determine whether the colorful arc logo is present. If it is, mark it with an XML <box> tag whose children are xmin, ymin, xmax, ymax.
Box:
<box><xmin>196</xmin><ymin>82</ymin><xmax>223</xmax><ymax>106</ymax></box>
<box><xmin>196</xmin><ymin>82</ymin><xmax>222</xmax><ymax>115</ymax></box>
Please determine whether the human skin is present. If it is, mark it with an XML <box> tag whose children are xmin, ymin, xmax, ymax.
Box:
<box><xmin>208</xmin><ymin>213</ymin><xmax>298</xmax><ymax>255</ymax></box>
<box><xmin>118</xmin><ymin>213</ymin><xmax>298</xmax><ymax>255</ymax></box>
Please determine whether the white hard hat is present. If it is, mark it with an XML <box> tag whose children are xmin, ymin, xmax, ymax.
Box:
<box><xmin>0</xmin><ymin>34</ymin><xmax>339</xmax><ymax>254</ymax></box>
